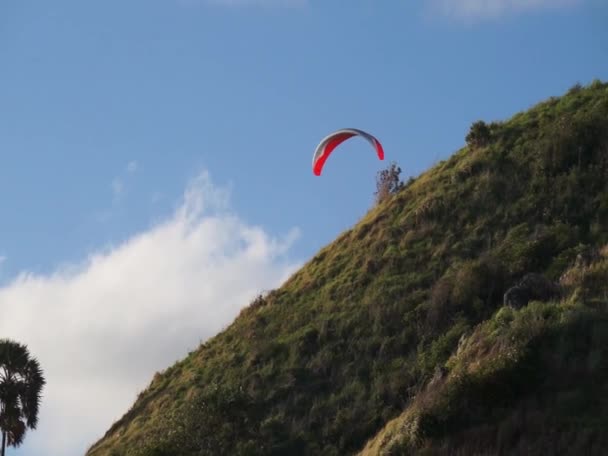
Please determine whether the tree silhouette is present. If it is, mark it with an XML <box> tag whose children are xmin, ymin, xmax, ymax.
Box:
<box><xmin>0</xmin><ymin>339</ymin><xmax>45</xmax><ymax>456</ymax></box>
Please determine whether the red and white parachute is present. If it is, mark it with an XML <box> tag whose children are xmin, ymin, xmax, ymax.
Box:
<box><xmin>312</xmin><ymin>128</ymin><xmax>384</xmax><ymax>176</ymax></box>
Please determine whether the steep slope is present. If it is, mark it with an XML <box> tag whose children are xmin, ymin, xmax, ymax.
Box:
<box><xmin>88</xmin><ymin>80</ymin><xmax>608</xmax><ymax>456</ymax></box>
<box><xmin>360</xmin><ymin>252</ymin><xmax>608</xmax><ymax>455</ymax></box>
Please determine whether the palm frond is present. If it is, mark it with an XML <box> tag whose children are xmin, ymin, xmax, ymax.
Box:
<box><xmin>0</xmin><ymin>339</ymin><xmax>45</xmax><ymax>447</ymax></box>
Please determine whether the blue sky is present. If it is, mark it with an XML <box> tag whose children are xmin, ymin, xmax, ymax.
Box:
<box><xmin>0</xmin><ymin>0</ymin><xmax>607</xmax><ymax>454</ymax></box>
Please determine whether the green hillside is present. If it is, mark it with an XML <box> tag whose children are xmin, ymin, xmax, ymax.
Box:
<box><xmin>88</xmin><ymin>80</ymin><xmax>608</xmax><ymax>456</ymax></box>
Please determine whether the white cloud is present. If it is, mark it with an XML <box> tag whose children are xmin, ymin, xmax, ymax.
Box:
<box><xmin>111</xmin><ymin>177</ymin><xmax>124</xmax><ymax>201</ymax></box>
<box><xmin>100</xmin><ymin>162</ymin><xmax>138</xmax><ymax>219</ymax></box>
<box><xmin>126</xmin><ymin>161</ymin><xmax>138</xmax><ymax>173</ymax></box>
<box><xmin>428</xmin><ymin>0</ymin><xmax>582</xmax><ymax>21</ymax></box>
<box><xmin>0</xmin><ymin>170</ymin><xmax>301</xmax><ymax>456</ymax></box>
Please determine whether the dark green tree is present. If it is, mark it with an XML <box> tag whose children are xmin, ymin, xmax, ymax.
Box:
<box><xmin>568</xmin><ymin>82</ymin><xmax>583</xmax><ymax>94</ymax></box>
<box><xmin>0</xmin><ymin>340</ymin><xmax>45</xmax><ymax>456</ymax></box>
<box><xmin>374</xmin><ymin>161</ymin><xmax>404</xmax><ymax>205</ymax></box>
<box><xmin>466</xmin><ymin>120</ymin><xmax>491</xmax><ymax>148</ymax></box>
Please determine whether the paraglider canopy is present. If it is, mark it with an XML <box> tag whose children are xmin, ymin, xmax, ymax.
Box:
<box><xmin>312</xmin><ymin>128</ymin><xmax>384</xmax><ymax>176</ymax></box>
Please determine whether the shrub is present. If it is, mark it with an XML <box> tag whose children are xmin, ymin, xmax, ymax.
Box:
<box><xmin>466</xmin><ymin>121</ymin><xmax>491</xmax><ymax>148</ymax></box>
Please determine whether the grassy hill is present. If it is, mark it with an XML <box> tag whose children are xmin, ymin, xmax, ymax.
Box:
<box><xmin>87</xmin><ymin>80</ymin><xmax>608</xmax><ymax>456</ymax></box>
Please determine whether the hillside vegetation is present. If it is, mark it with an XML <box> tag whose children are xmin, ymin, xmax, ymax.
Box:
<box><xmin>88</xmin><ymin>80</ymin><xmax>608</xmax><ymax>455</ymax></box>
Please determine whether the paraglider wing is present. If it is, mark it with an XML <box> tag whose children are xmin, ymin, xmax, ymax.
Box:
<box><xmin>312</xmin><ymin>128</ymin><xmax>384</xmax><ymax>176</ymax></box>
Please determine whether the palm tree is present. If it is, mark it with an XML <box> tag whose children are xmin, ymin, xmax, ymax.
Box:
<box><xmin>0</xmin><ymin>339</ymin><xmax>45</xmax><ymax>456</ymax></box>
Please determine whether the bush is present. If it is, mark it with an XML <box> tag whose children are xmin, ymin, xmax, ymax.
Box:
<box><xmin>466</xmin><ymin>121</ymin><xmax>492</xmax><ymax>148</ymax></box>
<box><xmin>567</xmin><ymin>82</ymin><xmax>583</xmax><ymax>94</ymax></box>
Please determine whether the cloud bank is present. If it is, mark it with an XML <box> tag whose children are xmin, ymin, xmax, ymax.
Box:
<box><xmin>0</xmin><ymin>171</ymin><xmax>301</xmax><ymax>456</ymax></box>
<box><xmin>428</xmin><ymin>0</ymin><xmax>582</xmax><ymax>21</ymax></box>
